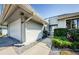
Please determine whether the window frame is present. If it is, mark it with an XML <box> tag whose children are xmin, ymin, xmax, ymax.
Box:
<box><xmin>66</xmin><ymin>18</ymin><xmax>79</xmax><ymax>29</ymax></box>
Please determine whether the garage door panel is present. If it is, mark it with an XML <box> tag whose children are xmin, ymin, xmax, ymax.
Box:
<box><xmin>8</xmin><ymin>19</ymin><xmax>21</xmax><ymax>41</ymax></box>
<box><xmin>25</xmin><ymin>20</ymin><xmax>43</xmax><ymax>45</ymax></box>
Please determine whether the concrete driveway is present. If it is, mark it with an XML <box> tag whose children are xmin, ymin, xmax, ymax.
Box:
<box><xmin>0</xmin><ymin>38</ymin><xmax>52</xmax><ymax>55</ymax></box>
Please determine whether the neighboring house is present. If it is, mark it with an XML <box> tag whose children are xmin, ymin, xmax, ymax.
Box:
<box><xmin>0</xmin><ymin>4</ymin><xmax>47</xmax><ymax>45</ymax></box>
<box><xmin>45</xmin><ymin>12</ymin><xmax>79</xmax><ymax>35</ymax></box>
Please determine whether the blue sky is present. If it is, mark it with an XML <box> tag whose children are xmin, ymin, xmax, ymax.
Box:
<box><xmin>0</xmin><ymin>4</ymin><xmax>79</xmax><ymax>19</ymax></box>
<box><xmin>31</xmin><ymin>4</ymin><xmax>79</xmax><ymax>19</ymax></box>
<box><xmin>0</xmin><ymin>4</ymin><xmax>3</xmax><ymax>15</ymax></box>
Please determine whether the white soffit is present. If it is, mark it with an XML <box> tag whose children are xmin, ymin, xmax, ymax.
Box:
<box><xmin>1</xmin><ymin>4</ymin><xmax>48</xmax><ymax>25</ymax></box>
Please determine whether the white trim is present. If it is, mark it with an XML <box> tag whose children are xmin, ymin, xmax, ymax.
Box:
<box><xmin>22</xmin><ymin>16</ymin><xmax>33</xmax><ymax>44</ymax></box>
<box><xmin>25</xmin><ymin>16</ymin><xmax>33</xmax><ymax>23</ymax></box>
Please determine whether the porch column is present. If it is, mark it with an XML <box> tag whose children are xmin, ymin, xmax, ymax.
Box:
<box><xmin>20</xmin><ymin>12</ymin><xmax>34</xmax><ymax>44</ymax></box>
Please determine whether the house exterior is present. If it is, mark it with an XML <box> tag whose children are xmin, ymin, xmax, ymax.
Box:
<box><xmin>0</xmin><ymin>4</ymin><xmax>47</xmax><ymax>45</ymax></box>
<box><xmin>45</xmin><ymin>12</ymin><xmax>79</xmax><ymax>35</ymax></box>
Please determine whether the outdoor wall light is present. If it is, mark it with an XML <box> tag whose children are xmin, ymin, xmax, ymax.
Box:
<box><xmin>20</xmin><ymin>12</ymin><xmax>24</xmax><ymax>16</ymax></box>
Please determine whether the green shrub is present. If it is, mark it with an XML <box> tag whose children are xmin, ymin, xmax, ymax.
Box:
<box><xmin>52</xmin><ymin>37</ymin><xmax>72</xmax><ymax>48</ymax></box>
<box><xmin>71</xmin><ymin>42</ymin><xmax>79</xmax><ymax>49</ymax></box>
<box><xmin>68</xmin><ymin>29</ymin><xmax>79</xmax><ymax>40</ymax></box>
<box><xmin>62</xmin><ymin>40</ymin><xmax>72</xmax><ymax>47</ymax></box>
<box><xmin>53</xmin><ymin>28</ymin><xmax>79</xmax><ymax>49</ymax></box>
<box><xmin>54</xmin><ymin>28</ymin><xmax>68</xmax><ymax>36</ymax></box>
<box><xmin>52</xmin><ymin>37</ymin><xmax>79</xmax><ymax>49</ymax></box>
<box><xmin>54</xmin><ymin>28</ymin><xmax>79</xmax><ymax>41</ymax></box>
<box><xmin>52</xmin><ymin>38</ymin><xmax>62</xmax><ymax>47</ymax></box>
<box><xmin>54</xmin><ymin>36</ymin><xmax>67</xmax><ymax>41</ymax></box>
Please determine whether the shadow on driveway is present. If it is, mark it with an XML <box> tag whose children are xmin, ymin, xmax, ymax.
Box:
<box><xmin>0</xmin><ymin>37</ymin><xmax>20</xmax><ymax>47</ymax></box>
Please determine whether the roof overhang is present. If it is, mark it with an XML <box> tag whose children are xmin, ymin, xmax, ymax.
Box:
<box><xmin>57</xmin><ymin>12</ymin><xmax>79</xmax><ymax>20</ymax></box>
<box><xmin>0</xmin><ymin>4</ymin><xmax>48</xmax><ymax>25</ymax></box>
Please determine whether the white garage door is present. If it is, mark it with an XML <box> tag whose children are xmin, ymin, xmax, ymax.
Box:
<box><xmin>8</xmin><ymin>19</ymin><xmax>21</xmax><ymax>41</ymax></box>
<box><xmin>25</xmin><ymin>20</ymin><xmax>43</xmax><ymax>45</ymax></box>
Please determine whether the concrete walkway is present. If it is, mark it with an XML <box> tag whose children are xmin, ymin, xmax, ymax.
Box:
<box><xmin>0</xmin><ymin>38</ymin><xmax>52</xmax><ymax>55</ymax></box>
<box><xmin>22</xmin><ymin>38</ymin><xmax>52</xmax><ymax>55</ymax></box>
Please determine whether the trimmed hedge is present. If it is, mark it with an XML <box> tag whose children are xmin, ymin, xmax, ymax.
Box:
<box><xmin>54</xmin><ymin>28</ymin><xmax>68</xmax><ymax>36</ymax></box>
<box><xmin>54</xmin><ymin>28</ymin><xmax>79</xmax><ymax>39</ymax></box>
<box><xmin>53</xmin><ymin>28</ymin><xmax>79</xmax><ymax>43</ymax></box>
<box><xmin>68</xmin><ymin>29</ymin><xmax>79</xmax><ymax>40</ymax></box>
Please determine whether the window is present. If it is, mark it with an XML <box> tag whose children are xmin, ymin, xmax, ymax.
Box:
<box><xmin>77</xmin><ymin>20</ymin><xmax>79</xmax><ymax>29</ymax></box>
<box><xmin>66</xmin><ymin>20</ymin><xmax>71</xmax><ymax>29</ymax></box>
<box><xmin>66</xmin><ymin>19</ymin><xmax>79</xmax><ymax>29</ymax></box>
<box><xmin>72</xmin><ymin>20</ymin><xmax>77</xmax><ymax>29</ymax></box>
